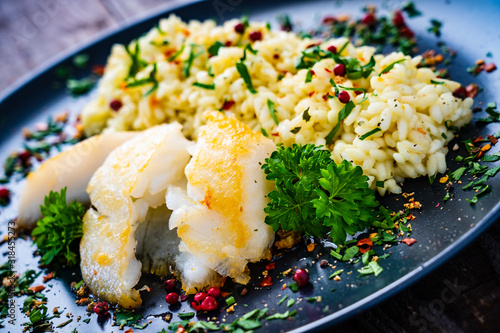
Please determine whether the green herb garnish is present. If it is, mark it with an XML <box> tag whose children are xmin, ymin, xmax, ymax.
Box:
<box><xmin>32</xmin><ymin>188</ymin><xmax>85</xmax><ymax>266</ymax></box>
<box><xmin>428</xmin><ymin>19</ymin><xmax>442</xmax><ymax>37</ymax></box>
<box><xmin>126</xmin><ymin>63</ymin><xmax>158</xmax><ymax>96</ymax></box>
<box><xmin>262</xmin><ymin>144</ymin><xmax>379</xmax><ymax>244</ymax></box>
<box><xmin>125</xmin><ymin>40</ymin><xmax>148</xmax><ymax>78</ymax></box>
<box><xmin>72</xmin><ymin>54</ymin><xmax>89</xmax><ymax>68</ymax></box>
<box><xmin>208</xmin><ymin>41</ymin><xmax>224</xmax><ymax>56</ymax></box>
<box><xmin>66</xmin><ymin>77</ymin><xmax>95</xmax><ymax>96</ymax></box>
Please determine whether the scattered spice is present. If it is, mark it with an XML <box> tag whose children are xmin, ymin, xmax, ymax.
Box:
<box><xmin>402</xmin><ymin>238</ymin><xmax>417</xmax><ymax>246</ymax></box>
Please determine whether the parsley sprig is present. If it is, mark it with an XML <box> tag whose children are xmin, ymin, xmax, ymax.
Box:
<box><xmin>262</xmin><ymin>144</ymin><xmax>379</xmax><ymax>244</ymax></box>
<box><xmin>32</xmin><ymin>187</ymin><xmax>85</xmax><ymax>267</ymax></box>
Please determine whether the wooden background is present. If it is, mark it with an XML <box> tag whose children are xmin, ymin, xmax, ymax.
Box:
<box><xmin>1</xmin><ymin>0</ymin><xmax>499</xmax><ymax>332</ymax></box>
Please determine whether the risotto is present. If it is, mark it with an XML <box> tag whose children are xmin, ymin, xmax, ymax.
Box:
<box><xmin>81</xmin><ymin>15</ymin><xmax>473</xmax><ymax>194</ymax></box>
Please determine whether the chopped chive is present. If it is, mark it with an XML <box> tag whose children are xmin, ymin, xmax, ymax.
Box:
<box><xmin>236</xmin><ymin>62</ymin><xmax>257</xmax><ymax>94</ymax></box>
<box><xmin>325</xmin><ymin>101</ymin><xmax>355</xmax><ymax>144</ymax></box>
<box><xmin>305</xmin><ymin>70</ymin><xmax>313</xmax><ymax>83</ymax></box>
<box><xmin>329</xmin><ymin>269</ymin><xmax>343</xmax><ymax>279</ymax></box>
<box><xmin>379</xmin><ymin>59</ymin><xmax>405</xmax><ymax>76</ymax></box>
<box><xmin>192</xmin><ymin>82</ymin><xmax>215</xmax><ymax>90</ymax></box>
<box><xmin>431</xmin><ymin>79</ymin><xmax>445</xmax><ymax>85</ymax></box>
<box><xmin>168</xmin><ymin>44</ymin><xmax>185</xmax><ymax>62</ymax></box>
<box><xmin>278</xmin><ymin>295</ymin><xmax>288</xmax><ymax>305</ymax></box>
<box><xmin>302</xmin><ymin>107</ymin><xmax>311</xmax><ymax>121</ymax></box>
<box><xmin>225</xmin><ymin>296</ymin><xmax>236</xmax><ymax>306</ymax></box>
<box><xmin>359</xmin><ymin>128</ymin><xmax>381</xmax><ymax>140</ymax></box>
<box><xmin>267</xmin><ymin>99</ymin><xmax>279</xmax><ymax>125</ymax></box>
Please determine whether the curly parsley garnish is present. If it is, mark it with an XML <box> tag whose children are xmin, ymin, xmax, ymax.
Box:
<box><xmin>32</xmin><ymin>187</ymin><xmax>85</xmax><ymax>267</ymax></box>
<box><xmin>262</xmin><ymin>144</ymin><xmax>379</xmax><ymax>244</ymax></box>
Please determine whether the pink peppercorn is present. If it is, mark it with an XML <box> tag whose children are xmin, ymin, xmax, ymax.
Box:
<box><xmin>165</xmin><ymin>292</ymin><xmax>179</xmax><ymax>305</ymax></box>
<box><xmin>18</xmin><ymin>151</ymin><xmax>31</xmax><ymax>163</ymax></box>
<box><xmin>361</xmin><ymin>13</ymin><xmax>376</xmax><ymax>25</ymax></box>
<box><xmin>164</xmin><ymin>279</ymin><xmax>177</xmax><ymax>291</ymax></box>
<box><xmin>93</xmin><ymin>302</ymin><xmax>109</xmax><ymax>317</ymax></box>
<box><xmin>294</xmin><ymin>269</ymin><xmax>309</xmax><ymax>287</ymax></box>
<box><xmin>338</xmin><ymin>90</ymin><xmax>351</xmax><ymax>104</ymax></box>
<box><xmin>194</xmin><ymin>292</ymin><xmax>207</xmax><ymax>303</ymax></box>
<box><xmin>201</xmin><ymin>296</ymin><xmax>218</xmax><ymax>311</ymax></box>
<box><xmin>249</xmin><ymin>31</ymin><xmax>262</xmax><ymax>42</ymax></box>
<box><xmin>399</xmin><ymin>27</ymin><xmax>415</xmax><ymax>39</ymax></box>
<box><xmin>392</xmin><ymin>11</ymin><xmax>405</xmax><ymax>27</ymax></box>
<box><xmin>109</xmin><ymin>99</ymin><xmax>123</xmax><ymax>111</ymax></box>
<box><xmin>452</xmin><ymin>87</ymin><xmax>467</xmax><ymax>99</ymax></box>
<box><xmin>207</xmin><ymin>287</ymin><xmax>221</xmax><ymax>299</ymax></box>
<box><xmin>334</xmin><ymin>63</ymin><xmax>346</xmax><ymax>76</ymax></box>
<box><xmin>234</xmin><ymin>22</ymin><xmax>245</xmax><ymax>34</ymax></box>
<box><xmin>327</xmin><ymin>45</ymin><xmax>337</xmax><ymax>54</ymax></box>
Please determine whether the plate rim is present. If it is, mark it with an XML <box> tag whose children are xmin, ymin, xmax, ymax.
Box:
<box><xmin>1</xmin><ymin>1</ymin><xmax>499</xmax><ymax>332</ymax></box>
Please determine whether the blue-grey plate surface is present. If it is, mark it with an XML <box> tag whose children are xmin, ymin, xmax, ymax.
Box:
<box><xmin>1</xmin><ymin>0</ymin><xmax>499</xmax><ymax>332</ymax></box>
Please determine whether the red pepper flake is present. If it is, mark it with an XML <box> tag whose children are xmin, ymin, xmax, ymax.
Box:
<box><xmin>265</xmin><ymin>263</ymin><xmax>276</xmax><ymax>271</ymax></box>
<box><xmin>305</xmin><ymin>42</ymin><xmax>321</xmax><ymax>49</ymax></box>
<box><xmin>271</xmin><ymin>132</ymin><xmax>280</xmax><ymax>137</ymax></box>
<box><xmin>324</xmin><ymin>68</ymin><xmax>332</xmax><ymax>74</ymax></box>
<box><xmin>322</xmin><ymin>16</ymin><xmax>336</xmax><ymax>25</ymax></box>
<box><xmin>481</xmin><ymin>144</ymin><xmax>491</xmax><ymax>152</ymax></box>
<box><xmin>28</xmin><ymin>285</ymin><xmax>45</xmax><ymax>293</ymax></box>
<box><xmin>473</xmin><ymin>136</ymin><xmax>484</xmax><ymax>143</ymax></box>
<box><xmin>465</xmin><ymin>83</ymin><xmax>479</xmax><ymax>98</ymax></box>
<box><xmin>435</xmin><ymin>203</ymin><xmax>440</xmax><ymax>208</ymax></box>
<box><xmin>175</xmin><ymin>325</ymin><xmax>187</xmax><ymax>333</ymax></box>
<box><xmin>402</xmin><ymin>238</ymin><xmax>417</xmax><ymax>246</ymax></box>
<box><xmin>356</xmin><ymin>238</ymin><xmax>373</xmax><ymax>254</ymax></box>
<box><xmin>307</xmin><ymin>243</ymin><xmax>316</xmax><ymax>252</ymax></box>
<box><xmin>259</xmin><ymin>275</ymin><xmax>273</xmax><ymax>287</ymax></box>
<box><xmin>222</xmin><ymin>100</ymin><xmax>235</xmax><ymax>110</ymax></box>
<box><xmin>225</xmin><ymin>40</ymin><xmax>232</xmax><ymax>47</ymax></box>
<box><xmin>487</xmin><ymin>135</ymin><xmax>498</xmax><ymax>145</ymax></box>
<box><xmin>485</xmin><ymin>63</ymin><xmax>497</xmax><ymax>73</ymax></box>
<box><xmin>221</xmin><ymin>291</ymin><xmax>230</xmax><ymax>298</ymax></box>
<box><xmin>273</xmin><ymin>54</ymin><xmax>280</xmax><ymax>60</ymax></box>
<box><xmin>92</xmin><ymin>65</ymin><xmax>105</xmax><ymax>76</ymax></box>
<box><xmin>308</xmin><ymin>91</ymin><xmax>315</xmax><ymax>97</ymax></box>
<box><xmin>43</xmin><ymin>272</ymin><xmax>54</xmax><ymax>283</ymax></box>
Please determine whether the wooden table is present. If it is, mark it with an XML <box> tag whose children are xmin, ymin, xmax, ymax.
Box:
<box><xmin>1</xmin><ymin>1</ymin><xmax>499</xmax><ymax>332</ymax></box>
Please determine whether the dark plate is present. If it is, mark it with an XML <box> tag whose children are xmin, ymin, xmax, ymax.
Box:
<box><xmin>1</xmin><ymin>0</ymin><xmax>500</xmax><ymax>332</ymax></box>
